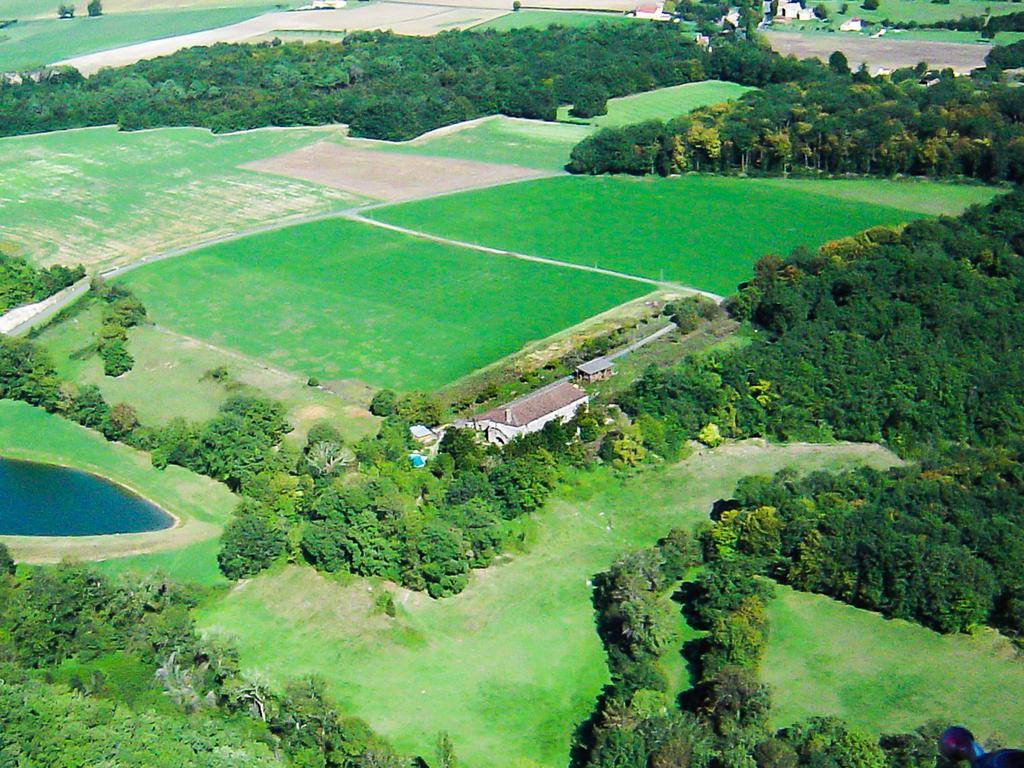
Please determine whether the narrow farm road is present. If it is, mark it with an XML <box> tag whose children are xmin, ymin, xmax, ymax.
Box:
<box><xmin>344</xmin><ymin>210</ymin><xmax>725</xmax><ymax>301</ymax></box>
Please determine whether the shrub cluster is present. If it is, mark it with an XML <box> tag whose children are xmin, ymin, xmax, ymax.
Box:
<box><xmin>0</xmin><ymin>251</ymin><xmax>83</xmax><ymax>314</ymax></box>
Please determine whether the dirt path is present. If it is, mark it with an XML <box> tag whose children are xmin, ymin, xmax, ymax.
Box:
<box><xmin>345</xmin><ymin>211</ymin><xmax>726</xmax><ymax>301</ymax></box>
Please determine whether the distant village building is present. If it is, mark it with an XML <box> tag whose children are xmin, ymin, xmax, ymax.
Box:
<box><xmin>720</xmin><ymin>7</ymin><xmax>742</xmax><ymax>26</ymax></box>
<box><xmin>694</xmin><ymin>32</ymin><xmax>712</xmax><ymax>48</ymax></box>
<box><xmin>575</xmin><ymin>357</ymin><xmax>615</xmax><ymax>383</ymax></box>
<box><xmin>632</xmin><ymin>2</ymin><xmax>671</xmax><ymax>20</ymax></box>
<box><xmin>839</xmin><ymin>16</ymin><xmax>863</xmax><ymax>31</ymax></box>
<box><xmin>775</xmin><ymin>1</ymin><xmax>814</xmax><ymax>21</ymax></box>
<box><xmin>466</xmin><ymin>381</ymin><xmax>589</xmax><ymax>445</ymax></box>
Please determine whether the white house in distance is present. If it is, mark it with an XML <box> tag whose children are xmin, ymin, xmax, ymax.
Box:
<box><xmin>840</xmin><ymin>16</ymin><xmax>863</xmax><ymax>31</ymax></box>
<box><xmin>775</xmin><ymin>1</ymin><xmax>814</xmax><ymax>21</ymax></box>
<box><xmin>632</xmin><ymin>2</ymin><xmax>672</xmax><ymax>20</ymax></box>
<box><xmin>720</xmin><ymin>7</ymin><xmax>742</xmax><ymax>27</ymax></box>
<box><xmin>466</xmin><ymin>380</ymin><xmax>589</xmax><ymax>445</ymax></box>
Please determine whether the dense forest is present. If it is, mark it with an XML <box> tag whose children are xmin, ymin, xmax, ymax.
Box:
<box><xmin>0</xmin><ymin>26</ymin><xmax>796</xmax><ymax>141</ymax></box>
<box><xmin>710</xmin><ymin>450</ymin><xmax>1024</xmax><ymax>635</ymax></box>
<box><xmin>0</xmin><ymin>250</ymin><xmax>83</xmax><ymax>314</ymax></box>
<box><xmin>0</xmin><ymin>555</ymin><xmax>404</xmax><ymax>767</ymax></box>
<box><xmin>568</xmin><ymin>55</ymin><xmax>1024</xmax><ymax>182</ymax></box>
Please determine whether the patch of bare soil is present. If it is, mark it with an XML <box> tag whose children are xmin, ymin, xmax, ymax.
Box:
<box><xmin>241</xmin><ymin>142</ymin><xmax>551</xmax><ymax>202</ymax></box>
<box><xmin>766</xmin><ymin>31</ymin><xmax>990</xmax><ymax>74</ymax></box>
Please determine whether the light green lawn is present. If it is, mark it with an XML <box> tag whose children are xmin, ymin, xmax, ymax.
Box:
<box><xmin>198</xmin><ymin>441</ymin><xmax>897</xmax><ymax>768</ymax></box>
<box><xmin>0</xmin><ymin>125</ymin><xmax>361</xmax><ymax>271</ymax></box>
<box><xmin>0</xmin><ymin>400</ymin><xmax>236</xmax><ymax>573</ymax></box>
<box><xmin>35</xmin><ymin>302</ymin><xmax>379</xmax><ymax>445</ymax></box>
<box><xmin>360</xmin><ymin>116</ymin><xmax>593</xmax><ymax>172</ymax></box>
<box><xmin>120</xmin><ymin>218</ymin><xmax>647</xmax><ymax>391</ymax></box>
<box><xmin>0</xmin><ymin>5</ymin><xmax>274</xmax><ymax>71</ymax></box>
<box><xmin>558</xmin><ymin>80</ymin><xmax>757</xmax><ymax>128</ymax></box>
<box><xmin>765</xmin><ymin>584</ymin><xmax>1024</xmax><ymax>745</ymax></box>
<box><xmin>95</xmin><ymin>538</ymin><xmax>227</xmax><ymax>586</ymax></box>
<box><xmin>472</xmin><ymin>9</ymin><xmax>640</xmax><ymax>31</ymax></box>
<box><xmin>368</xmin><ymin>175</ymin><xmax>984</xmax><ymax>295</ymax></box>
<box><xmin>756</xmin><ymin>177</ymin><xmax>1000</xmax><ymax>216</ymax></box>
<box><xmin>806</xmin><ymin>0</ymin><xmax>1021</xmax><ymax>28</ymax></box>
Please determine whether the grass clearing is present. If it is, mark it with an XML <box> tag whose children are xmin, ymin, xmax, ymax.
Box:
<box><xmin>0</xmin><ymin>400</ymin><xmax>236</xmax><ymax>567</ymax></box>
<box><xmin>198</xmin><ymin>440</ymin><xmax>897</xmax><ymax>768</ymax></box>
<box><xmin>471</xmin><ymin>9</ymin><xmax>639</xmax><ymax>30</ymax></box>
<box><xmin>756</xmin><ymin>177</ymin><xmax>1001</xmax><ymax>216</ymax></box>
<box><xmin>558</xmin><ymin>80</ymin><xmax>756</xmax><ymax>127</ymax></box>
<box><xmin>360</xmin><ymin>116</ymin><xmax>593</xmax><ymax>172</ymax></box>
<box><xmin>120</xmin><ymin>218</ymin><xmax>647</xmax><ymax>391</ymax></box>
<box><xmin>764</xmin><ymin>584</ymin><xmax>1024</xmax><ymax>745</ymax></box>
<box><xmin>368</xmin><ymin>175</ymin><xmax>973</xmax><ymax>294</ymax></box>
<box><xmin>34</xmin><ymin>302</ymin><xmax>379</xmax><ymax>445</ymax></box>
<box><xmin>0</xmin><ymin>125</ymin><xmax>361</xmax><ymax>271</ymax></box>
<box><xmin>0</xmin><ymin>5</ymin><xmax>274</xmax><ymax>71</ymax></box>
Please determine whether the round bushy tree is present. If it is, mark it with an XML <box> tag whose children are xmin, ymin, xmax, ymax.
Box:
<box><xmin>218</xmin><ymin>505</ymin><xmax>287</xmax><ymax>580</ymax></box>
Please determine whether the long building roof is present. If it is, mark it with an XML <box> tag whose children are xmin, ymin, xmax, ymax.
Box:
<box><xmin>476</xmin><ymin>380</ymin><xmax>587</xmax><ymax>427</ymax></box>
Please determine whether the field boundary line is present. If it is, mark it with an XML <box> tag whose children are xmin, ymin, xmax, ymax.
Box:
<box><xmin>344</xmin><ymin>211</ymin><xmax>725</xmax><ymax>302</ymax></box>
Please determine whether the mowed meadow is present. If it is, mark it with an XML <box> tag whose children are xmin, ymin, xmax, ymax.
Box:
<box><xmin>368</xmin><ymin>175</ymin><xmax>998</xmax><ymax>294</ymax></box>
<box><xmin>120</xmin><ymin>218</ymin><xmax>647</xmax><ymax>390</ymax></box>
<box><xmin>557</xmin><ymin>80</ymin><xmax>756</xmax><ymax>127</ymax></box>
<box><xmin>198</xmin><ymin>442</ymin><xmax>899</xmax><ymax>768</ymax></box>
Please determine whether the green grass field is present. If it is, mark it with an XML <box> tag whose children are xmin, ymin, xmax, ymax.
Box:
<box><xmin>368</xmin><ymin>175</ymin><xmax>993</xmax><ymax>294</ymax></box>
<box><xmin>360</xmin><ymin>116</ymin><xmax>593</xmax><ymax>172</ymax></box>
<box><xmin>764</xmin><ymin>585</ymin><xmax>1024</xmax><ymax>745</ymax></box>
<box><xmin>198</xmin><ymin>441</ymin><xmax>897</xmax><ymax>768</ymax></box>
<box><xmin>34</xmin><ymin>302</ymin><xmax>379</xmax><ymax>445</ymax></box>
<box><xmin>120</xmin><ymin>218</ymin><xmax>647</xmax><ymax>390</ymax></box>
<box><xmin>793</xmin><ymin>0</ymin><xmax>1021</xmax><ymax>29</ymax></box>
<box><xmin>0</xmin><ymin>400</ymin><xmax>235</xmax><ymax>575</ymax></box>
<box><xmin>0</xmin><ymin>125</ymin><xmax>360</xmax><ymax>271</ymax></box>
<box><xmin>558</xmin><ymin>80</ymin><xmax>756</xmax><ymax>128</ymax></box>
<box><xmin>0</xmin><ymin>5</ymin><xmax>274</xmax><ymax>71</ymax></box>
<box><xmin>472</xmin><ymin>9</ymin><xmax>640</xmax><ymax>31</ymax></box>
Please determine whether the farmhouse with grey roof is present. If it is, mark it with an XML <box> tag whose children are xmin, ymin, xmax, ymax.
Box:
<box><xmin>468</xmin><ymin>380</ymin><xmax>589</xmax><ymax>445</ymax></box>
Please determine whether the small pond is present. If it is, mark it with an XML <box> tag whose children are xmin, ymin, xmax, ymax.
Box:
<box><xmin>0</xmin><ymin>457</ymin><xmax>173</xmax><ymax>537</ymax></box>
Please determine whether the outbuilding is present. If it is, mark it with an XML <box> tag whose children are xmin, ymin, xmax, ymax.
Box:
<box><xmin>575</xmin><ymin>357</ymin><xmax>615</xmax><ymax>383</ymax></box>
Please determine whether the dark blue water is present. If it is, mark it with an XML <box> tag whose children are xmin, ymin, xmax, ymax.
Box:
<box><xmin>0</xmin><ymin>458</ymin><xmax>173</xmax><ymax>536</ymax></box>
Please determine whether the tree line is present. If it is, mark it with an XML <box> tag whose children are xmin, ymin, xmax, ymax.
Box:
<box><xmin>706</xmin><ymin>450</ymin><xmax>1024</xmax><ymax>636</ymax></box>
<box><xmin>0</xmin><ymin>552</ymin><xmax>406</xmax><ymax>767</ymax></box>
<box><xmin>568</xmin><ymin>52</ymin><xmax>1024</xmax><ymax>182</ymax></box>
<box><xmin>573</xmin><ymin>535</ymin><xmax>948</xmax><ymax>768</ymax></box>
<box><xmin>0</xmin><ymin>26</ymin><xmax>790</xmax><ymax>142</ymax></box>
<box><xmin>0</xmin><ymin>250</ymin><xmax>83</xmax><ymax>315</ymax></box>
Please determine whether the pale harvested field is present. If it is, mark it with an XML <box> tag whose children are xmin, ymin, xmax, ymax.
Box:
<box><xmin>242</xmin><ymin>141</ymin><xmax>551</xmax><ymax>202</ymax></box>
<box><xmin>767</xmin><ymin>30</ymin><xmax>990</xmax><ymax>73</ymax></box>
<box><xmin>57</xmin><ymin>3</ymin><xmax>508</xmax><ymax>74</ymax></box>
<box><xmin>0</xmin><ymin>125</ymin><xmax>363</xmax><ymax>272</ymax></box>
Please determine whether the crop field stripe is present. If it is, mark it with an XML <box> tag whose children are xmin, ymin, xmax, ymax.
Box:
<box><xmin>345</xmin><ymin>211</ymin><xmax>724</xmax><ymax>301</ymax></box>
<box><xmin>365</xmin><ymin>175</ymin><xmax>994</xmax><ymax>296</ymax></box>
<box><xmin>120</xmin><ymin>217</ymin><xmax>649</xmax><ymax>390</ymax></box>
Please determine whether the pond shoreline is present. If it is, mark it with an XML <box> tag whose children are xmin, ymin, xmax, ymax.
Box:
<box><xmin>0</xmin><ymin>455</ymin><xmax>177</xmax><ymax>538</ymax></box>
